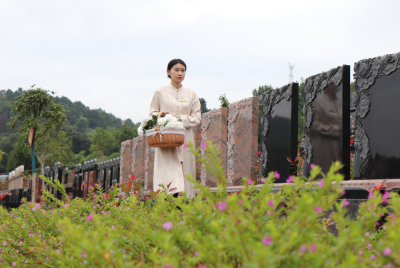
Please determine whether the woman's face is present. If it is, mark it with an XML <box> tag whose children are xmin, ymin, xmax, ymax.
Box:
<box><xmin>168</xmin><ymin>63</ymin><xmax>186</xmax><ymax>83</ymax></box>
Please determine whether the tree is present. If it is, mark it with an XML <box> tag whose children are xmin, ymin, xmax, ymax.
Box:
<box><xmin>74</xmin><ymin>116</ymin><xmax>89</xmax><ymax>133</ymax></box>
<box><xmin>34</xmin><ymin>128</ymin><xmax>70</xmax><ymax>174</ymax></box>
<box><xmin>8</xmin><ymin>85</ymin><xmax>67</xmax><ymax>174</ymax></box>
<box><xmin>6</xmin><ymin>132</ymin><xmax>35</xmax><ymax>172</ymax></box>
<box><xmin>115</xmin><ymin>125</ymin><xmax>138</xmax><ymax>145</ymax></box>
<box><xmin>199</xmin><ymin>98</ymin><xmax>211</xmax><ymax>114</ymax></box>
<box><xmin>123</xmin><ymin>119</ymin><xmax>134</xmax><ymax>127</ymax></box>
<box><xmin>90</xmin><ymin>127</ymin><xmax>117</xmax><ymax>162</ymax></box>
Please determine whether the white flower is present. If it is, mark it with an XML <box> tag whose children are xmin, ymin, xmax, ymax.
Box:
<box><xmin>165</xmin><ymin>114</ymin><xmax>173</xmax><ymax>122</ymax></box>
<box><xmin>138</xmin><ymin>126</ymin><xmax>144</xmax><ymax>136</ymax></box>
<box><xmin>142</xmin><ymin>115</ymin><xmax>152</xmax><ymax>126</ymax></box>
<box><xmin>158</xmin><ymin>117</ymin><xmax>167</xmax><ymax>126</ymax></box>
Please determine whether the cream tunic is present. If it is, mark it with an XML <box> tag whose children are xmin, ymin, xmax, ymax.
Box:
<box><xmin>149</xmin><ymin>84</ymin><xmax>201</xmax><ymax>198</ymax></box>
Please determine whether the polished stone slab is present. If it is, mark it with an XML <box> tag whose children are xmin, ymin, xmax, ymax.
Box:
<box><xmin>302</xmin><ymin>65</ymin><xmax>350</xmax><ymax>179</ymax></box>
<box><xmin>227</xmin><ymin>97</ymin><xmax>259</xmax><ymax>186</ymax></box>
<box><xmin>200</xmin><ymin>108</ymin><xmax>228</xmax><ymax>187</ymax></box>
<box><xmin>261</xmin><ymin>83</ymin><xmax>298</xmax><ymax>182</ymax></box>
<box><xmin>352</xmin><ymin>52</ymin><xmax>400</xmax><ymax>179</ymax></box>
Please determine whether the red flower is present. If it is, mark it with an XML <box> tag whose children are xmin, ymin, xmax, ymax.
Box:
<box><xmin>257</xmin><ymin>164</ymin><xmax>260</xmax><ymax>167</ymax></box>
<box><xmin>257</xmin><ymin>151</ymin><xmax>261</xmax><ymax>155</ymax></box>
<box><xmin>350</xmin><ymin>139</ymin><xmax>354</xmax><ymax>145</ymax></box>
<box><xmin>130</xmin><ymin>174</ymin><xmax>135</xmax><ymax>181</ymax></box>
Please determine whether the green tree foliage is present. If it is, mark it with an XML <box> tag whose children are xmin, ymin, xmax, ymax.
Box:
<box><xmin>123</xmin><ymin>119</ymin><xmax>134</xmax><ymax>128</ymax></box>
<box><xmin>90</xmin><ymin>127</ymin><xmax>117</xmax><ymax>162</ymax></box>
<box><xmin>253</xmin><ymin>85</ymin><xmax>273</xmax><ymax>143</ymax></box>
<box><xmin>34</xmin><ymin>129</ymin><xmax>70</xmax><ymax>174</ymax></box>
<box><xmin>6</xmin><ymin>132</ymin><xmax>35</xmax><ymax>172</ymax></box>
<box><xmin>350</xmin><ymin>81</ymin><xmax>356</xmax><ymax>92</ymax></box>
<box><xmin>199</xmin><ymin>98</ymin><xmax>211</xmax><ymax>114</ymax></box>
<box><xmin>74</xmin><ymin>116</ymin><xmax>89</xmax><ymax>133</ymax></box>
<box><xmin>115</xmin><ymin>125</ymin><xmax>138</xmax><ymax>145</ymax></box>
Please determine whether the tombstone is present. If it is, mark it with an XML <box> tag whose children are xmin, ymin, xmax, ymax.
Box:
<box><xmin>227</xmin><ymin>97</ymin><xmax>259</xmax><ymax>186</ymax></box>
<box><xmin>195</xmin><ymin>124</ymin><xmax>202</xmax><ymax>182</ymax></box>
<box><xmin>144</xmin><ymin>142</ymin><xmax>155</xmax><ymax>191</ymax></box>
<box><xmin>200</xmin><ymin>108</ymin><xmax>228</xmax><ymax>187</ymax></box>
<box><xmin>132</xmin><ymin>136</ymin><xmax>145</xmax><ymax>182</ymax></box>
<box><xmin>105</xmin><ymin>160</ymin><xmax>112</xmax><ymax>193</ymax></box>
<box><xmin>120</xmin><ymin>139</ymin><xmax>134</xmax><ymax>185</ymax></box>
<box><xmin>352</xmin><ymin>52</ymin><xmax>400</xmax><ymax>179</ymax></box>
<box><xmin>302</xmin><ymin>65</ymin><xmax>350</xmax><ymax>179</ymax></box>
<box><xmin>111</xmin><ymin>158</ymin><xmax>119</xmax><ymax>185</ymax></box>
<box><xmin>260</xmin><ymin>83</ymin><xmax>299</xmax><ymax>182</ymax></box>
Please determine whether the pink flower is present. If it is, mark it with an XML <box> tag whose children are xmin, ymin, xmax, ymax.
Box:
<box><xmin>93</xmin><ymin>195</ymin><xmax>97</xmax><ymax>199</ymax></box>
<box><xmin>111</xmin><ymin>226</ymin><xmax>115</xmax><ymax>230</ymax></box>
<box><xmin>310</xmin><ymin>164</ymin><xmax>316</xmax><ymax>169</ymax></box>
<box><xmin>268</xmin><ymin>200</ymin><xmax>274</xmax><ymax>207</ymax></box>
<box><xmin>343</xmin><ymin>199</ymin><xmax>350</xmax><ymax>208</ymax></box>
<box><xmin>246</xmin><ymin>179</ymin><xmax>253</xmax><ymax>185</ymax></box>
<box><xmin>390</xmin><ymin>214</ymin><xmax>395</xmax><ymax>219</ymax></box>
<box><xmin>260</xmin><ymin>178</ymin><xmax>265</xmax><ymax>183</ymax></box>
<box><xmin>195</xmin><ymin>251</ymin><xmax>199</xmax><ymax>256</ymax></box>
<box><xmin>376</xmin><ymin>221</ymin><xmax>380</xmax><ymax>225</ymax></box>
<box><xmin>25</xmin><ymin>261</ymin><xmax>28</xmax><ymax>263</ymax></box>
<box><xmin>82</xmin><ymin>252</ymin><xmax>87</xmax><ymax>257</ymax></box>
<box><xmin>262</xmin><ymin>236</ymin><xmax>272</xmax><ymax>245</ymax></box>
<box><xmin>182</xmin><ymin>142</ymin><xmax>188</xmax><ymax>149</ymax></box>
<box><xmin>164</xmin><ymin>265</ymin><xmax>174</xmax><ymax>268</ymax></box>
<box><xmin>370</xmin><ymin>254</ymin><xmax>375</xmax><ymax>260</ymax></box>
<box><xmin>2</xmin><ymin>241</ymin><xmax>6</xmax><ymax>246</ymax></box>
<box><xmin>315</xmin><ymin>206</ymin><xmax>322</xmax><ymax>213</ymax></box>
<box><xmin>274</xmin><ymin>172</ymin><xmax>280</xmax><ymax>179</ymax></box>
<box><xmin>201</xmin><ymin>141</ymin><xmax>207</xmax><ymax>149</ymax></box>
<box><xmin>358</xmin><ymin>257</ymin><xmax>363</xmax><ymax>263</ymax></box>
<box><xmin>218</xmin><ymin>201</ymin><xmax>227</xmax><ymax>211</ymax></box>
<box><xmin>384</xmin><ymin>247</ymin><xmax>391</xmax><ymax>256</ymax></box>
<box><xmin>368</xmin><ymin>192</ymin><xmax>374</xmax><ymax>199</ymax></box>
<box><xmin>101</xmin><ymin>211</ymin><xmax>105</xmax><ymax>214</ymax></box>
<box><xmin>111</xmin><ymin>185</ymin><xmax>114</xmax><ymax>189</ymax></box>
<box><xmin>382</xmin><ymin>191</ymin><xmax>390</xmax><ymax>203</ymax></box>
<box><xmin>87</xmin><ymin>212</ymin><xmax>93</xmax><ymax>221</ymax></box>
<box><xmin>317</xmin><ymin>180</ymin><xmax>324</xmax><ymax>188</ymax></box>
<box><xmin>365</xmin><ymin>232</ymin><xmax>370</xmax><ymax>236</ymax></box>
<box><xmin>309</xmin><ymin>244</ymin><xmax>317</xmax><ymax>253</ymax></box>
<box><xmin>286</xmin><ymin>176</ymin><xmax>294</xmax><ymax>183</ymax></box>
<box><xmin>12</xmin><ymin>262</ymin><xmax>16</xmax><ymax>266</ymax></box>
<box><xmin>162</xmin><ymin>222</ymin><xmax>173</xmax><ymax>230</ymax></box>
<box><xmin>300</xmin><ymin>244</ymin><xmax>307</xmax><ymax>253</ymax></box>
<box><xmin>358</xmin><ymin>250</ymin><xmax>362</xmax><ymax>255</ymax></box>
<box><xmin>57</xmin><ymin>249</ymin><xmax>61</xmax><ymax>254</ymax></box>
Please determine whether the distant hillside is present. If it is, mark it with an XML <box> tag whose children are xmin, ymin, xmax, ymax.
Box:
<box><xmin>0</xmin><ymin>87</ymin><xmax>136</xmax><ymax>174</ymax></box>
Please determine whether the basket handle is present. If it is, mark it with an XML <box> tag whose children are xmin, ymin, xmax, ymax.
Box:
<box><xmin>155</xmin><ymin>111</ymin><xmax>169</xmax><ymax>131</ymax></box>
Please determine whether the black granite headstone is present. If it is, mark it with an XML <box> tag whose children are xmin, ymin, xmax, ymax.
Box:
<box><xmin>302</xmin><ymin>65</ymin><xmax>350</xmax><ymax>179</ymax></box>
<box><xmin>261</xmin><ymin>83</ymin><xmax>298</xmax><ymax>182</ymax></box>
<box><xmin>353</xmin><ymin>52</ymin><xmax>400</xmax><ymax>179</ymax></box>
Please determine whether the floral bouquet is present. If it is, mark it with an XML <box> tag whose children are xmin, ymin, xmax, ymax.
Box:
<box><xmin>144</xmin><ymin>112</ymin><xmax>185</xmax><ymax>148</ymax></box>
<box><xmin>138</xmin><ymin>113</ymin><xmax>183</xmax><ymax>136</ymax></box>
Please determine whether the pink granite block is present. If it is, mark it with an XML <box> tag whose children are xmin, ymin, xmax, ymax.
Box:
<box><xmin>120</xmin><ymin>139</ymin><xmax>134</xmax><ymax>185</ymax></box>
<box><xmin>201</xmin><ymin>108</ymin><xmax>228</xmax><ymax>187</ymax></box>
<box><xmin>227</xmin><ymin>97</ymin><xmax>259</xmax><ymax>186</ymax></box>
<box><xmin>195</xmin><ymin>124</ymin><xmax>202</xmax><ymax>182</ymax></box>
<box><xmin>132</xmin><ymin>136</ymin><xmax>146</xmax><ymax>183</ymax></box>
<box><xmin>144</xmin><ymin>140</ymin><xmax>155</xmax><ymax>191</ymax></box>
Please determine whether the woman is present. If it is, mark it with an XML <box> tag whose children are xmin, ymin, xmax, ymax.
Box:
<box><xmin>149</xmin><ymin>59</ymin><xmax>201</xmax><ymax>198</ymax></box>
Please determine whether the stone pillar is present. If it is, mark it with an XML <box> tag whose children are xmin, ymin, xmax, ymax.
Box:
<box><xmin>144</xmin><ymin>140</ymin><xmax>155</xmax><ymax>191</ymax></box>
<box><xmin>195</xmin><ymin>124</ymin><xmax>202</xmax><ymax>182</ymax></box>
<box><xmin>227</xmin><ymin>97</ymin><xmax>259</xmax><ymax>186</ymax></box>
<box><xmin>200</xmin><ymin>108</ymin><xmax>228</xmax><ymax>187</ymax></box>
<box><xmin>132</xmin><ymin>136</ymin><xmax>146</xmax><ymax>183</ymax></box>
<box><xmin>120</xmin><ymin>139</ymin><xmax>134</xmax><ymax>185</ymax></box>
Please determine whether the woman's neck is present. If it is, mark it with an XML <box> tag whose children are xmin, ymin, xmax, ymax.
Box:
<box><xmin>170</xmin><ymin>80</ymin><xmax>182</xmax><ymax>89</ymax></box>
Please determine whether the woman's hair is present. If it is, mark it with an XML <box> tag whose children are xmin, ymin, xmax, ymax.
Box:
<box><xmin>167</xmin><ymin>59</ymin><xmax>187</xmax><ymax>78</ymax></box>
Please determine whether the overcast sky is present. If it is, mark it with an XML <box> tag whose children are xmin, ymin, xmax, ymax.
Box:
<box><xmin>1</xmin><ymin>0</ymin><xmax>400</xmax><ymax>123</ymax></box>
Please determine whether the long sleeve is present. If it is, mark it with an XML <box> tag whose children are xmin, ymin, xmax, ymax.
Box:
<box><xmin>180</xmin><ymin>92</ymin><xmax>201</xmax><ymax>128</ymax></box>
<box><xmin>149</xmin><ymin>90</ymin><xmax>160</xmax><ymax>116</ymax></box>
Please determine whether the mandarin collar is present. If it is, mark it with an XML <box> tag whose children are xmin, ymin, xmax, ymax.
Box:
<box><xmin>169</xmin><ymin>83</ymin><xmax>183</xmax><ymax>90</ymax></box>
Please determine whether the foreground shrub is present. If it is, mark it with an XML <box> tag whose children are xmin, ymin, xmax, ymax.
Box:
<box><xmin>0</xmin><ymin>142</ymin><xmax>398</xmax><ymax>267</ymax></box>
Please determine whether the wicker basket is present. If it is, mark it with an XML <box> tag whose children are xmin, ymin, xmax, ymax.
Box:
<box><xmin>146</xmin><ymin>112</ymin><xmax>185</xmax><ymax>148</ymax></box>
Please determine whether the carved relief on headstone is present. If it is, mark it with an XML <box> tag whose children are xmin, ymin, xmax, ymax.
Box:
<box><xmin>200</xmin><ymin>108</ymin><xmax>228</xmax><ymax>187</ymax></box>
<box><xmin>261</xmin><ymin>83</ymin><xmax>298</xmax><ymax>182</ymax></box>
<box><xmin>120</xmin><ymin>139</ymin><xmax>133</xmax><ymax>185</ymax></box>
<box><xmin>353</xmin><ymin>52</ymin><xmax>400</xmax><ymax>179</ymax></box>
<box><xmin>227</xmin><ymin>97</ymin><xmax>259</xmax><ymax>186</ymax></box>
<box><xmin>302</xmin><ymin>65</ymin><xmax>350</xmax><ymax>179</ymax></box>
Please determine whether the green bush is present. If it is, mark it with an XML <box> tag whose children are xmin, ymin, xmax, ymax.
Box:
<box><xmin>0</xmin><ymin>142</ymin><xmax>398</xmax><ymax>267</ymax></box>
